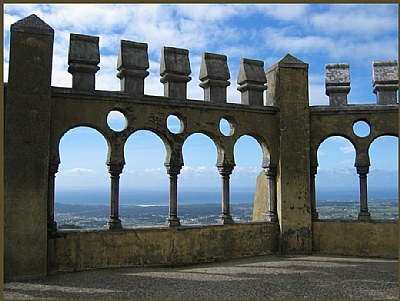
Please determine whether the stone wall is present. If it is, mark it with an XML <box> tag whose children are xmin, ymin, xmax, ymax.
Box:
<box><xmin>4</xmin><ymin>14</ymin><xmax>399</xmax><ymax>280</ymax></box>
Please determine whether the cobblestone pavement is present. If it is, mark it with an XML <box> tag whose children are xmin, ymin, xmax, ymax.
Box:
<box><xmin>3</xmin><ymin>255</ymin><xmax>398</xmax><ymax>300</ymax></box>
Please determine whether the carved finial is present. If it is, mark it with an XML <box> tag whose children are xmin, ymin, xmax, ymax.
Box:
<box><xmin>160</xmin><ymin>47</ymin><xmax>191</xmax><ymax>100</ymax></box>
<box><xmin>117</xmin><ymin>40</ymin><xmax>149</xmax><ymax>95</ymax></box>
<box><xmin>237</xmin><ymin>58</ymin><xmax>267</xmax><ymax>106</ymax></box>
<box><xmin>199</xmin><ymin>52</ymin><xmax>230</xmax><ymax>104</ymax></box>
<box><xmin>68</xmin><ymin>34</ymin><xmax>100</xmax><ymax>91</ymax></box>
<box><xmin>372</xmin><ymin>60</ymin><xmax>398</xmax><ymax>105</ymax></box>
<box><xmin>325</xmin><ymin>63</ymin><xmax>350</xmax><ymax>106</ymax></box>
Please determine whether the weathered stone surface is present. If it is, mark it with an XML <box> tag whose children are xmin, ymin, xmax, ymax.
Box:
<box><xmin>160</xmin><ymin>47</ymin><xmax>191</xmax><ymax>100</ymax></box>
<box><xmin>117</xmin><ymin>40</ymin><xmax>149</xmax><ymax>95</ymax></box>
<box><xmin>5</xmin><ymin>14</ymin><xmax>54</xmax><ymax>280</ymax></box>
<box><xmin>325</xmin><ymin>63</ymin><xmax>350</xmax><ymax>106</ymax></box>
<box><xmin>237</xmin><ymin>58</ymin><xmax>266</xmax><ymax>106</ymax></box>
<box><xmin>68</xmin><ymin>34</ymin><xmax>100</xmax><ymax>91</ymax></box>
<box><xmin>373</xmin><ymin>60</ymin><xmax>398</xmax><ymax>105</ymax></box>
<box><xmin>199</xmin><ymin>52</ymin><xmax>230</xmax><ymax>103</ymax></box>
<box><xmin>313</xmin><ymin>221</ymin><xmax>398</xmax><ymax>258</ymax></box>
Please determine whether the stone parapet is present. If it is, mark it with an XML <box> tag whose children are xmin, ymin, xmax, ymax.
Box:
<box><xmin>117</xmin><ymin>40</ymin><xmax>149</xmax><ymax>95</ymax></box>
<box><xmin>325</xmin><ymin>63</ymin><xmax>350</xmax><ymax>106</ymax></box>
<box><xmin>237</xmin><ymin>58</ymin><xmax>267</xmax><ymax>106</ymax></box>
<box><xmin>199</xmin><ymin>52</ymin><xmax>230</xmax><ymax>103</ymax></box>
<box><xmin>160</xmin><ymin>47</ymin><xmax>191</xmax><ymax>100</ymax></box>
<box><xmin>68</xmin><ymin>34</ymin><xmax>100</xmax><ymax>91</ymax></box>
<box><xmin>372</xmin><ymin>60</ymin><xmax>398</xmax><ymax>105</ymax></box>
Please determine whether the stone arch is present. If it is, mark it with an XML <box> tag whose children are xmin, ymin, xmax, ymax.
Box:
<box><xmin>315</xmin><ymin>135</ymin><xmax>358</xmax><ymax>220</ymax></box>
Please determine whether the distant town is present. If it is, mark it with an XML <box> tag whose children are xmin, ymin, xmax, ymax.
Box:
<box><xmin>55</xmin><ymin>199</ymin><xmax>398</xmax><ymax>230</ymax></box>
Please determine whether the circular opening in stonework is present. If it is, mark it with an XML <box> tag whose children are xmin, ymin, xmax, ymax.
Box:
<box><xmin>107</xmin><ymin>110</ymin><xmax>127</xmax><ymax>132</ymax></box>
<box><xmin>167</xmin><ymin>114</ymin><xmax>184</xmax><ymax>134</ymax></box>
<box><xmin>353</xmin><ymin>120</ymin><xmax>371</xmax><ymax>138</ymax></box>
<box><xmin>219</xmin><ymin>117</ymin><xmax>234</xmax><ymax>137</ymax></box>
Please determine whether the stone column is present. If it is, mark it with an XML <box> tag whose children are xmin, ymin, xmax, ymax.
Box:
<box><xmin>372</xmin><ymin>60</ymin><xmax>398</xmax><ymax>105</ymax></box>
<box><xmin>356</xmin><ymin>165</ymin><xmax>371</xmax><ymax>221</ymax></box>
<box><xmin>47</xmin><ymin>161</ymin><xmax>60</xmax><ymax>236</ymax></box>
<box><xmin>217</xmin><ymin>164</ymin><xmax>235</xmax><ymax>224</ymax></box>
<box><xmin>117</xmin><ymin>40</ymin><xmax>149</xmax><ymax>95</ymax></box>
<box><xmin>265</xmin><ymin>165</ymin><xmax>278</xmax><ymax>222</ymax></box>
<box><xmin>165</xmin><ymin>164</ymin><xmax>182</xmax><ymax>227</ymax></box>
<box><xmin>68</xmin><ymin>34</ymin><xmax>100</xmax><ymax>91</ymax></box>
<box><xmin>199</xmin><ymin>52</ymin><xmax>230</xmax><ymax>104</ymax></box>
<box><xmin>325</xmin><ymin>63</ymin><xmax>350</xmax><ymax>106</ymax></box>
<box><xmin>237</xmin><ymin>58</ymin><xmax>267</xmax><ymax>106</ymax></box>
<box><xmin>310</xmin><ymin>164</ymin><xmax>319</xmax><ymax>221</ymax></box>
<box><xmin>160</xmin><ymin>47</ymin><xmax>191</xmax><ymax>100</ymax></box>
<box><xmin>108</xmin><ymin>163</ymin><xmax>124</xmax><ymax>229</ymax></box>
<box><xmin>4</xmin><ymin>14</ymin><xmax>54</xmax><ymax>280</ymax></box>
<box><xmin>265</xmin><ymin>54</ymin><xmax>312</xmax><ymax>254</ymax></box>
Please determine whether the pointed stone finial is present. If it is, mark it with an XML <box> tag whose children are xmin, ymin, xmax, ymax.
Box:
<box><xmin>373</xmin><ymin>60</ymin><xmax>398</xmax><ymax>105</ymax></box>
<box><xmin>237</xmin><ymin>58</ymin><xmax>267</xmax><ymax>106</ymax></box>
<box><xmin>199</xmin><ymin>52</ymin><xmax>230</xmax><ymax>103</ymax></box>
<box><xmin>325</xmin><ymin>63</ymin><xmax>350</xmax><ymax>106</ymax></box>
<box><xmin>160</xmin><ymin>47</ymin><xmax>191</xmax><ymax>100</ymax></box>
<box><xmin>274</xmin><ymin>53</ymin><xmax>308</xmax><ymax>69</ymax></box>
<box><xmin>68</xmin><ymin>33</ymin><xmax>100</xmax><ymax>91</ymax></box>
<box><xmin>117</xmin><ymin>40</ymin><xmax>149</xmax><ymax>95</ymax></box>
<box><xmin>11</xmin><ymin>14</ymin><xmax>54</xmax><ymax>35</ymax></box>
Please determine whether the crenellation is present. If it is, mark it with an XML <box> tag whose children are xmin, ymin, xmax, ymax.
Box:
<box><xmin>117</xmin><ymin>40</ymin><xmax>149</xmax><ymax>95</ymax></box>
<box><xmin>199</xmin><ymin>52</ymin><xmax>231</xmax><ymax>104</ymax></box>
<box><xmin>325</xmin><ymin>63</ymin><xmax>351</xmax><ymax>106</ymax></box>
<box><xmin>237</xmin><ymin>58</ymin><xmax>267</xmax><ymax>106</ymax></box>
<box><xmin>372</xmin><ymin>60</ymin><xmax>398</xmax><ymax>105</ymax></box>
<box><xmin>160</xmin><ymin>46</ymin><xmax>191</xmax><ymax>100</ymax></box>
<box><xmin>4</xmin><ymin>14</ymin><xmax>399</xmax><ymax>280</ymax></box>
<box><xmin>68</xmin><ymin>33</ymin><xmax>100</xmax><ymax>91</ymax></box>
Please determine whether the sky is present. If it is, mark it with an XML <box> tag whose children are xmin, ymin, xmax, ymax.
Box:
<box><xmin>3</xmin><ymin>3</ymin><xmax>398</xmax><ymax>197</ymax></box>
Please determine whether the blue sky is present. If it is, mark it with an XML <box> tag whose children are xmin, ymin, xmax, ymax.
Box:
<box><xmin>3</xmin><ymin>4</ymin><xmax>398</xmax><ymax>196</ymax></box>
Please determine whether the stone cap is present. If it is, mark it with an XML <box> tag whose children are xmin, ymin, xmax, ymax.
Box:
<box><xmin>199</xmin><ymin>52</ymin><xmax>230</xmax><ymax>81</ymax></box>
<box><xmin>160</xmin><ymin>47</ymin><xmax>191</xmax><ymax>76</ymax></box>
<box><xmin>373</xmin><ymin>60</ymin><xmax>398</xmax><ymax>84</ymax></box>
<box><xmin>11</xmin><ymin>14</ymin><xmax>54</xmax><ymax>35</ymax></box>
<box><xmin>237</xmin><ymin>58</ymin><xmax>267</xmax><ymax>85</ymax></box>
<box><xmin>266</xmin><ymin>54</ymin><xmax>308</xmax><ymax>73</ymax></box>
<box><xmin>117</xmin><ymin>40</ymin><xmax>149</xmax><ymax>71</ymax></box>
<box><xmin>68</xmin><ymin>34</ymin><xmax>100</xmax><ymax>65</ymax></box>
<box><xmin>325</xmin><ymin>63</ymin><xmax>350</xmax><ymax>86</ymax></box>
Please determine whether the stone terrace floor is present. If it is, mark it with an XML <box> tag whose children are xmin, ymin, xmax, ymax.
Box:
<box><xmin>3</xmin><ymin>255</ymin><xmax>398</xmax><ymax>300</ymax></box>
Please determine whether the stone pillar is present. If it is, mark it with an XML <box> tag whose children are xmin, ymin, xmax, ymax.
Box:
<box><xmin>165</xmin><ymin>164</ymin><xmax>182</xmax><ymax>227</ymax></box>
<box><xmin>310</xmin><ymin>164</ymin><xmax>319</xmax><ymax>221</ymax></box>
<box><xmin>108</xmin><ymin>163</ymin><xmax>124</xmax><ymax>229</ymax></box>
<box><xmin>68</xmin><ymin>33</ymin><xmax>100</xmax><ymax>91</ymax></box>
<box><xmin>372</xmin><ymin>60</ymin><xmax>398</xmax><ymax>105</ymax></box>
<box><xmin>237</xmin><ymin>58</ymin><xmax>267</xmax><ymax>106</ymax></box>
<box><xmin>199</xmin><ymin>52</ymin><xmax>230</xmax><ymax>104</ymax></box>
<box><xmin>265</xmin><ymin>54</ymin><xmax>312</xmax><ymax>254</ymax></box>
<box><xmin>217</xmin><ymin>164</ymin><xmax>235</xmax><ymax>224</ymax></box>
<box><xmin>47</xmin><ymin>160</ymin><xmax>60</xmax><ymax>236</ymax></box>
<box><xmin>356</xmin><ymin>165</ymin><xmax>371</xmax><ymax>221</ymax></box>
<box><xmin>265</xmin><ymin>165</ymin><xmax>278</xmax><ymax>222</ymax></box>
<box><xmin>117</xmin><ymin>40</ymin><xmax>149</xmax><ymax>95</ymax></box>
<box><xmin>4</xmin><ymin>14</ymin><xmax>54</xmax><ymax>280</ymax></box>
<box><xmin>325</xmin><ymin>63</ymin><xmax>350</xmax><ymax>106</ymax></box>
<box><xmin>160</xmin><ymin>47</ymin><xmax>191</xmax><ymax>100</ymax></box>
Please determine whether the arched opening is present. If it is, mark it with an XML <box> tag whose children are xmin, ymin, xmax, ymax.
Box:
<box><xmin>55</xmin><ymin>126</ymin><xmax>109</xmax><ymax>229</ymax></box>
<box><xmin>316</xmin><ymin>136</ymin><xmax>358</xmax><ymax>220</ymax></box>
<box><xmin>180</xmin><ymin>133</ymin><xmax>219</xmax><ymax>225</ymax></box>
<box><xmin>368</xmin><ymin>135</ymin><xmax>398</xmax><ymax>220</ymax></box>
<box><xmin>120</xmin><ymin>130</ymin><xmax>168</xmax><ymax>227</ymax></box>
<box><xmin>231</xmin><ymin>135</ymin><xmax>264</xmax><ymax>222</ymax></box>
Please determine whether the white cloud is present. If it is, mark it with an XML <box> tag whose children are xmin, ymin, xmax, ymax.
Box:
<box><xmin>340</xmin><ymin>146</ymin><xmax>355</xmax><ymax>154</ymax></box>
<box><xmin>59</xmin><ymin>167</ymin><xmax>97</xmax><ymax>176</ymax></box>
<box><xmin>256</xmin><ymin>4</ymin><xmax>309</xmax><ymax>21</ymax></box>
